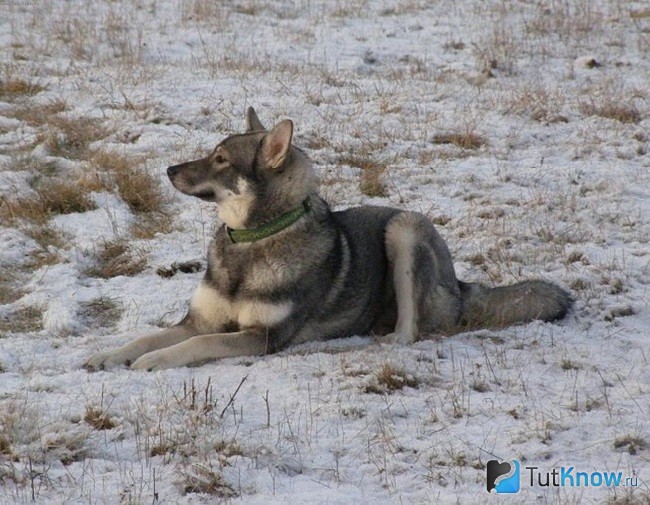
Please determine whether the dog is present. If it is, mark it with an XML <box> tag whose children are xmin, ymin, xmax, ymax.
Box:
<box><xmin>84</xmin><ymin>107</ymin><xmax>572</xmax><ymax>371</ymax></box>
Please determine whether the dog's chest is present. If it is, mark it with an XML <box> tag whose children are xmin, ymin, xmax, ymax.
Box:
<box><xmin>190</xmin><ymin>282</ymin><xmax>292</xmax><ymax>330</ymax></box>
<box><xmin>208</xmin><ymin>241</ymin><xmax>300</xmax><ymax>297</ymax></box>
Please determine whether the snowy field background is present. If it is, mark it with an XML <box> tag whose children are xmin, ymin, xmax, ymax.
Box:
<box><xmin>0</xmin><ymin>0</ymin><xmax>648</xmax><ymax>503</ymax></box>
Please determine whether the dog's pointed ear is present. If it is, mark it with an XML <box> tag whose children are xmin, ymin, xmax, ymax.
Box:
<box><xmin>245</xmin><ymin>106</ymin><xmax>265</xmax><ymax>132</ymax></box>
<box><xmin>260</xmin><ymin>120</ymin><xmax>293</xmax><ymax>170</ymax></box>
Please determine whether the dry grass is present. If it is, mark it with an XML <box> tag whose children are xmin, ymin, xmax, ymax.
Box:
<box><xmin>84</xmin><ymin>405</ymin><xmax>117</xmax><ymax>431</ymax></box>
<box><xmin>1</xmin><ymin>148</ymin><xmax>169</xmax><ymax>281</ymax></box>
<box><xmin>613</xmin><ymin>434</ymin><xmax>647</xmax><ymax>455</ymax></box>
<box><xmin>630</xmin><ymin>8</ymin><xmax>650</xmax><ymax>20</ymax></box>
<box><xmin>116</xmin><ymin>167</ymin><xmax>166</xmax><ymax>213</ymax></box>
<box><xmin>580</xmin><ymin>102</ymin><xmax>641</xmax><ymax>124</ymax></box>
<box><xmin>0</xmin><ymin>398</ymin><xmax>40</xmax><ymax>468</ymax></box>
<box><xmin>79</xmin><ymin>297</ymin><xmax>123</xmax><ymax>330</ymax></box>
<box><xmin>503</xmin><ymin>86</ymin><xmax>568</xmax><ymax>124</ymax></box>
<box><xmin>0</xmin><ymin>78</ymin><xmax>46</xmax><ymax>99</ymax></box>
<box><xmin>214</xmin><ymin>439</ymin><xmax>244</xmax><ymax>458</ymax></box>
<box><xmin>8</xmin><ymin>99</ymin><xmax>67</xmax><ymax>126</ymax></box>
<box><xmin>0</xmin><ymin>305</ymin><xmax>44</xmax><ymax>335</ymax></box>
<box><xmin>45</xmin><ymin>117</ymin><xmax>110</xmax><ymax>160</ymax></box>
<box><xmin>0</xmin><ymin>179</ymin><xmax>97</xmax><ymax>226</ymax></box>
<box><xmin>432</xmin><ymin>131</ymin><xmax>487</xmax><ymax>150</ymax></box>
<box><xmin>23</xmin><ymin>156</ymin><xmax>60</xmax><ymax>178</ymax></box>
<box><xmin>23</xmin><ymin>224</ymin><xmax>67</xmax><ymax>268</ymax></box>
<box><xmin>85</xmin><ymin>239</ymin><xmax>148</xmax><ymax>279</ymax></box>
<box><xmin>470</xmin><ymin>379</ymin><xmax>491</xmax><ymax>393</ymax></box>
<box><xmin>130</xmin><ymin>212</ymin><xmax>174</xmax><ymax>239</ymax></box>
<box><xmin>339</xmin><ymin>154</ymin><xmax>389</xmax><ymax>197</ymax></box>
<box><xmin>360</xmin><ymin>165</ymin><xmax>388</xmax><ymax>197</ymax></box>
<box><xmin>42</xmin><ymin>431</ymin><xmax>88</xmax><ymax>466</ymax></box>
<box><xmin>560</xmin><ymin>359</ymin><xmax>582</xmax><ymax>371</ymax></box>
<box><xmin>0</xmin><ymin>269</ymin><xmax>24</xmax><ymax>305</ymax></box>
<box><xmin>364</xmin><ymin>363</ymin><xmax>419</xmax><ymax>394</ymax></box>
<box><xmin>178</xmin><ymin>463</ymin><xmax>236</xmax><ymax>497</ymax></box>
<box><xmin>606</xmin><ymin>492</ymin><xmax>650</xmax><ymax>505</ymax></box>
<box><xmin>180</xmin><ymin>0</ymin><xmax>228</xmax><ymax>24</ymax></box>
<box><xmin>472</xmin><ymin>22</ymin><xmax>519</xmax><ymax>75</ymax></box>
<box><xmin>90</xmin><ymin>149</ymin><xmax>172</xmax><ymax>237</ymax></box>
<box><xmin>97</xmin><ymin>155</ymin><xmax>165</xmax><ymax>214</ymax></box>
<box><xmin>0</xmin><ymin>433</ymin><xmax>15</xmax><ymax>459</ymax></box>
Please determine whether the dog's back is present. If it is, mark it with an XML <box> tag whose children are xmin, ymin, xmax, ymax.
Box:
<box><xmin>264</xmin><ymin>202</ymin><xmax>400</xmax><ymax>348</ymax></box>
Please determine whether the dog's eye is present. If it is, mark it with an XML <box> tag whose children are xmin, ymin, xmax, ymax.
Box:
<box><xmin>214</xmin><ymin>154</ymin><xmax>227</xmax><ymax>165</ymax></box>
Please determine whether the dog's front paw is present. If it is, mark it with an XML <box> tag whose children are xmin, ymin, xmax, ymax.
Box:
<box><xmin>383</xmin><ymin>331</ymin><xmax>416</xmax><ymax>345</ymax></box>
<box><xmin>131</xmin><ymin>349</ymin><xmax>178</xmax><ymax>371</ymax></box>
<box><xmin>84</xmin><ymin>349</ymin><xmax>132</xmax><ymax>371</ymax></box>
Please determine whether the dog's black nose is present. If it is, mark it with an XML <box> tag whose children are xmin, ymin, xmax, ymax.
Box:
<box><xmin>167</xmin><ymin>164</ymin><xmax>182</xmax><ymax>177</ymax></box>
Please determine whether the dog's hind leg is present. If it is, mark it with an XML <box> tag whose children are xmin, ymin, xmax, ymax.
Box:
<box><xmin>383</xmin><ymin>212</ymin><xmax>461</xmax><ymax>345</ymax></box>
<box><xmin>383</xmin><ymin>213</ymin><xmax>420</xmax><ymax>344</ymax></box>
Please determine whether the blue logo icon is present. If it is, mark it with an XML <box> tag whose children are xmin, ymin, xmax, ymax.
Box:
<box><xmin>487</xmin><ymin>460</ymin><xmax>520</xmax><ymax>493</ymax></box>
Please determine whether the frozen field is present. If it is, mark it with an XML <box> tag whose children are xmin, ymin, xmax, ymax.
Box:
<box><xmin>0</xmin><ymin>0</ymin><xmax>648</xmax><ymax>503</ymax></box>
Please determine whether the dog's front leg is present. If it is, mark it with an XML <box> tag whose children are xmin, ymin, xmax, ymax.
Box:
<box><xmin>130</xmin><ymin>329</ymin><xmax>268</xmax><ymax>371</ymax></box>
<box><xmin>84</xmin><ymin>324</ymin><xmax>197</xmax><ymax>371</ymax></box>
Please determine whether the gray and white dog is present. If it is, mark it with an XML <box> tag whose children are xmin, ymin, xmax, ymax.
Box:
<box><xmin>85</xmin><ymin>108</ymin><xmax>572</xmax><ymax>371</ymax></box>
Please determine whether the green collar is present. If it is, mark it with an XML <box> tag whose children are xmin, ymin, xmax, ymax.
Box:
<box><xmin>227</xmin><ymin>197</ymin><xmax>312</xmax><ymax>243</ymax></box>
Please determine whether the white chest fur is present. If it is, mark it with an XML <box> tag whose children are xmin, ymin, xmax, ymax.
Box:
<box><xmin>190</xmin><ymin>282</ymin><xmax>292</xmax><ymax>331</ymax></box>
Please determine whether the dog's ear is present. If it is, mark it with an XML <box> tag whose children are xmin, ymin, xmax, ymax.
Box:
<box><xmin>260</xmin><ymin>120</ymin><xmax>293</xmax><ymax>170</ymax></box>
<box><xmin>245</xmin><ymin>106</ymin><xmax>265</xmax><ymax>132</ymax></box>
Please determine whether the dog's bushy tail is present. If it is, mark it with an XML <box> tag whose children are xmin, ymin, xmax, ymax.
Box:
<box><xmin>458</xmin><ymin>280</ymin><xmax>573</xmax><ymax>330</ymax></box>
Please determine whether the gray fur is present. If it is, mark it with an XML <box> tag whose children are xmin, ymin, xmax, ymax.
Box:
<box><xmin>84</xmin><ymin>108</ymin><xmax>573</xmax><ymax>371</ymax></box>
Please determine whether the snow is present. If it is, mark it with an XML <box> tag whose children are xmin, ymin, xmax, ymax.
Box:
<box><xmin>0</xmin><ymin>0</ymin><xmax>648</xmax><ymax>503</ymax></box>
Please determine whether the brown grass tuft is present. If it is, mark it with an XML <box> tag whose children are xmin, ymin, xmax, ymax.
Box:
<box><xmin>130</xmin><ymin>213</ymin><xmax>174</xmax><ymax>239</ymax></box>
<box><xmin>580</xmin><ymin>102</ymin><xmax>641</xmax><ymax>124</ymax></box>
<box><xmin>79</xmin><ymin>297</ymin><xmax>123</xmax><ymax>330</ymax></box>
<box><xmin>0</xmin><ymin>180</ymin><xmax>97</xmax><ymax>226</ymax></box>
<box><xmin>0</xmin><ymin>434</ymin><xmax>14</xmax><ymax>459</ymax></box>
<box><xmin>8</xmin><ymin>99</ymin><xmax>67</xmax><ymax>126</ymax></box>
<box><xmin>43</xmin><ymin>432</ymin><xmax>88</xmax><ymax>466</ymax></box>
<box><xmin>85</xmin><ymin>239</ymin><xmax>147</xmax><ymax>279</ymax></box>
<box><xmin>364</xmin><ymin>363</ymin><xmax>419</xmax><ymax>394</ymax></box>
<box><xmin>0</xmin><ymin>269</ymin><xmax>24</xmax><ymax>305</ymax></box>
<box><xmin>359</xmin><ymin>166</ymin><xmax>388</xmax><ymax>197</ymax></box>
<box><xmin>181</xmin><ymin>0</ymin><xmax>228</xmax><ymax>24</ymax></box>
<box><xmin>89</xmin><ymin>149</ymin><xmax>171</xmax><ymax>235</ymax></box>
<box><xmin>560</xmin><ymin>359</ymin><xmax>582</xmax><ymax>371</ymax></box>
<box><xmin>613</xmin><ymin>434</ymin><xmax>647</xmax><ymax>455</ymax></box>
<box><xmin>0</xmin><ymin>78</ymin><xmax>45</xmax><ymax>99</ymax></box>
<box><xmin>471</xmin><ymin>380</ymin><xmax>491</xmax><ymax>393</ymax></box>
<box><xmin>432</xmin><ymin>131</ymin><xmax>487</xmax><ymax>149</ymax></box>
<box><xmin>91</xmin><ymin>150</ymin><xmax>161</xmax><ymax>210</ymax></box>
<box><xmin>84</xmin><ymin>405</ymin><xmax>117</xmax><ymax>431</ymax></box>
<box><xmin>339</xmin><ymin>154</ymin><xmax>388</xmax><ymax>197</ymax></box>
<box><xmin>179</xmin><ymin>463</ymin><xmax>237</xmax><ymax>497</ymax></box>
<box><xmin>115</xmin><ymin>166</ymin><xmax>166</xmax><ymax>214</ymax></box>
<box><xmin>0</xmin><ymin>305</ymin><xmax>44</xmax><ymax>335</ymax></box>
<box><xmin>23</xmin><ymin>224</ymin><xmax>67</xmax><ymax>268</ymax></box>
<box><xmin>46</xmin><ymin>117</ymin><xmax>110</xmax><ymax>159</ymax></box>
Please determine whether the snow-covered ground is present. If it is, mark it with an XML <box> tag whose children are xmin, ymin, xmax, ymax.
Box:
<box><xmin>0</xmin><ymin>0</ymin><xmax>648</xmax><ymax>503</ymax></box>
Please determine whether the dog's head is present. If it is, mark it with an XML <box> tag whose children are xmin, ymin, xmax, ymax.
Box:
<box><xmin>167</xmin><ymin>107</ymin><xmax>315</xmax><ymax>229</ymax></box>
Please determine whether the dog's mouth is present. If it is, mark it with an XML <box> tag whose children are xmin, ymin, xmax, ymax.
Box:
<box><xmin>191</xmin><ymin>189</ymin><xmax>216</xmax><ymax>201</ymax></box>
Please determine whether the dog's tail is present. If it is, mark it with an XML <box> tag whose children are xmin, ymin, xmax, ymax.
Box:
<box><xmin>458</xmin><ymin>279</ymin><xmax>573</xmax><ymax>330</ymax></box>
